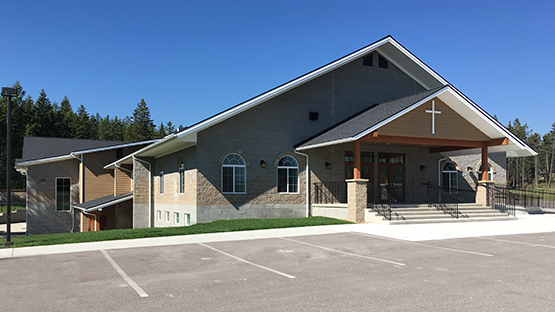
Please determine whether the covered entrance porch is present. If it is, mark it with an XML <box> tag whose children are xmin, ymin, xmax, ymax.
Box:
<box><xmin>296</xmin><ymin>86</ymin><xmax>536</xmax><ymax>223</ymax></box>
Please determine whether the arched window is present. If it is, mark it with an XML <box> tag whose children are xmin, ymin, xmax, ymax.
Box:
<box><xmin>277</xmin><ymin>156</ymin><xmax>299</xmax><ymax>193</ymax></box>
<box><xmin>442</xmin><ymin>161</ymin><xmax>458</xmax><ymax>194</ymax></box>
<box><xmin>158</xmin><ymin>163</ymin><xmax>165</xmax><ymax>195</ymax></box>
<box><xmin>178</xmin><ymin>158</ymin><xmax>185</xmax><ymax>194</ymax></box>
<box><xmin>222</xmin><ymin>153</ymin><xmax>246</xmax><ymax>193</ymax></box>
<box><xmin>478</xmin><ymin>163</ymin><xmax>493</xmax><ymax>181</ymax></box>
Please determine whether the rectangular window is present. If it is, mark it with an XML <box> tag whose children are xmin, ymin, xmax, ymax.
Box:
<box><xmin>165</xmin><ymin>211</ymin><xmax>170</xmax><ymax>223</ymax></box>
<box><xmin>234</xmin><ymin>167</ymin><xmax>246</xmax><ymax>193</ymax></box>
<box><xmin>179</xmin><ymin>168</ymin><xmax>185</xmax><ymax>194</ymax></box>
<box><xmin>184</xmin><ymin>213</ymin><xmax>191</xmax><ymax>226</ymax></box>
<box><xmin>56</xmin><ymin>178</ymin><xmax>71</xmax><ymax>211</ymax></box>
<box><xmin>222</xmin><ymin>166</ymin><xmax>234</xmax><ymax>193</ymax></box>
<box><xmin>174</xmin><ymin>212</ymin><xmax>179</xmax><ymax>224</ymax></box>
<box><xmin>157</xmin><ymin>210</ymin><xmax>162</xmax><ymax>221</ymax></box>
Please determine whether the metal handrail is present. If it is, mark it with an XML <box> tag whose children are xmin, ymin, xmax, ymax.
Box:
<box><xmin>367</xmin><ymin>182</ymin><xmax>396</xmax><ymax>221</ymax></box>
<box><xmin>423</xmin><ymin>181</ymin><xmax>460</xmax><ymax>219</ymax></box>
<box><xmin>484</xmin><ymin>184</ymin><xmax>516</xmax><ymax>216</ymax></box>
<box><xmin>313</xmin><ymin>181</ymin><xmax>347</xmax><ymax>204</ymax></box>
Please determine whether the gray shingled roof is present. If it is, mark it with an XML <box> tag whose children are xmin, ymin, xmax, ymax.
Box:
<box><xmin>295</xmin><ymin>86</ymin><xmax>446</xmax><ymax>149</ymax></box>
<box><xmin>20</xmin><ymin>137</ymin><xmax>129</xmax><ymax>162</ymax></box>
<box><xmin>74</xmin><ymin>192</ymin><xmax>133</xmax><ymax>211</ymax></box>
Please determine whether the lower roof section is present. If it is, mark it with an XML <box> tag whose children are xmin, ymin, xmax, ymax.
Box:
<box><xmin>74</xmin><ymin>192</ymin><xmax>133</xmax><ymax>213</ymax></box>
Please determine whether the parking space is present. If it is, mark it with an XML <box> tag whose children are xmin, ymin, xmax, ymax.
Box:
<box><xmin>2</xmin><ymin>230</ymin><xmax>555</xmax><ymax>311</ymax></box>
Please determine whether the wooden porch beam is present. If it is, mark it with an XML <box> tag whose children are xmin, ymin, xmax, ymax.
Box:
<box><xmin>353</xmin><ymin>140</ymin><xmax>361</xmax><ymax>179</ymax></box>
<box><xmin>362</xmin><ymin>133</ymin><xmax>510</xmax><ymax>149</ymax></box>
<box><xmin>362</xmin><ymin>134</ymin><xmax>487</xmax><ymax>147</ymax></box>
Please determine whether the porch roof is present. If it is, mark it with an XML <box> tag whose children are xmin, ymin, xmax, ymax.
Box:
<box><xmin>74</xmin><ymin>192</ymin><xmax>133</xmax><ymax>213</ymax></box>
<box><xmin>295</xmin><ymin>86</ymin><xmax>536</xmax><ymax>158</ymax></box>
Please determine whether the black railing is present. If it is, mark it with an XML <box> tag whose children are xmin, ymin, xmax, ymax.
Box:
<box><xmin>507</xmin><ymin>187</ymin><xmax>555</xmax><ymax>210</ymax></box>
<box><xmin>313</xmin><ymin>181</ymin><xmax>347</xmax><ymax>204</ymax></box>
<box><xmin>367</xmin><ymin>182</ymin><xmax>396</xmax><ymax>221</ymax></box>
<box><xmin>423</xmin><ymin>181</ymin><xmax>460</xmax><ymax>219</ymax></box>
<box><xmin>484</xmin><ymin>184</ymin><xmax>516</xmax><ymax>216</ymax></box>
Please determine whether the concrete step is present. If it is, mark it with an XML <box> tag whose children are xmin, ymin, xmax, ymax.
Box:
<box><xmin>371</xmin><ymin>203</ymin><xmax>516</xmax><ymax>224</ymax></box>
<box><xmin>389</xmin><ymin>216</ymin><xmax>516</xmax><ymax>225</ymax></box>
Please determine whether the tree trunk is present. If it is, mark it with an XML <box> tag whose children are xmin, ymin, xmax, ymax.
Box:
<box><xmin>549</xmin><ymin>141</ymin><xmax>555</xmax><ymax>188</ymax></box>
<box><xmin>535</xmin><ymin>155</ymin><xmax>538</xmax><ymax>188</ymax></box>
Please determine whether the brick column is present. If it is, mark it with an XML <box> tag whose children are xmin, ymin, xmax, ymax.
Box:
<box><xmin>346</xmin><ymin>179</ymin><xmax>368</xmax><ymax>223</ymax></box>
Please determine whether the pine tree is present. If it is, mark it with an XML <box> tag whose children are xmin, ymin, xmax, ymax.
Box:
<box><xmin>125</xmin><ymin>99</ymin><xmax>155</xmax><ymax>142</ymax></box>
<box><xmin>75</xmin><ymin>105</ymin><xmax>95</xmax><ymax>139</ymax></box>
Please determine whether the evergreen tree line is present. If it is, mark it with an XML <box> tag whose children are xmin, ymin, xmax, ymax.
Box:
<box><xmin>507</xmin><ymin>118</ymin><xmax>555</xmax><ymax>188</ymax></box>
<box><xmin>0</xmin><ymin>82</ymin><xmax>182</xmax><ymax>189</ymax></box>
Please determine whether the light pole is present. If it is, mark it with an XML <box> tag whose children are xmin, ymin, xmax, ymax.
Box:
<box><xmin>2</xmin><ymin>87</ymin><xmax>17</xmax><ymax>247</ymax></box>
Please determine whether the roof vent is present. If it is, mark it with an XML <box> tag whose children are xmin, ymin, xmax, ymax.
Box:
<box><xmin>362</xmin><ymin>53</ymin><xmax>373</xmax><ymax>67</ymax></box>
<box><xmin>309</xmin><ymin>111</ymin><xmax>319</xmax><ymax>121</ymax></box>
<box><xmin>378</xmin><ymin>54</ymin><xmax>388</xmax><ymax>69</ymax></box>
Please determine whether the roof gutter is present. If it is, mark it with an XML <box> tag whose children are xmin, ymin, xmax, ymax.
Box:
<box><xmin>70</xmin><ymin>152</ymin><xmax>83</xmax><ymax>233</ymax></box>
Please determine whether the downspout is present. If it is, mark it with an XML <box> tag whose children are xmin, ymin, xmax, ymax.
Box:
<box><xmin>70</xmin><ymin>152</ymin><xmax>83</xmax><ymax>233</ymax></box>
<box><xmin>132</xmin><ymin>156</ymin><xmax>152</xmax><ymax>227</ymax></box>
<box><xmin>294</xmin><ymin>150</ymin><xmax>310</xmax><ymax>217</ymax></box>
<box><xmin>438</xmin><ymin>157</ymin><xmax>448</xmax><ymax>202</ymax></box>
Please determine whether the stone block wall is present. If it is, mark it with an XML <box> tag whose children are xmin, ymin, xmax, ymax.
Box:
<box><xmin>133</xmin><ymin>157</ymin><xmax>153</xmax><ymax>228</ymax></box>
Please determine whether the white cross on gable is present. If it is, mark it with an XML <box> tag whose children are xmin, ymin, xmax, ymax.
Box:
<box><xmin>425</xmin><ymin>100</ymin><xmax>441</xmax><ymax>134</ymax></box>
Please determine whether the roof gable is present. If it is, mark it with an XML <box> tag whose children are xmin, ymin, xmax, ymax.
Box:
<box><xmin>379</xmin><ymin>97</ymin><xmax>489</xmax><ymax>141</ymax></box>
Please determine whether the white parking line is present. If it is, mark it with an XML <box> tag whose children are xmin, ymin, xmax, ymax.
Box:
<box><xmin>350</xmin><ymin>232</ymin><xmax>494</xmax><ymax>257</ymax></box>
<box><xmin>99</xmin><ymin>249</ymin><xmax>149</xmax><ymax>298</ymax></box>
<box><xmin>199</xmin><ymin>242</ymin><xmax>296</xmax><ymax>279</ymax></box>
<box><xmin>479</xmin><ymin>237</ymin><xmax>555</xmax><ymax>249</ymax></box>
<box><xmin>280</xmin><ymin>237</ymin><xmax>406</xmax><ymax>266</ymax></box>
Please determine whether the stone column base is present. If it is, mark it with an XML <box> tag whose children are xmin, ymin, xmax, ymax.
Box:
<box><xmin>346</xmin><ymin>179</ymin><xmax>368</xmax><ymax>223</ymax></box>
<box><xmin>475</xmin><ymin>180</ymin><xmax>494</xmax><ymax>207</ymax></box>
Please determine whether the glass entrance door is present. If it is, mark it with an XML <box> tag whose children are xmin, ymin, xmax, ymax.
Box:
<box><xmin>378</xmin><ymin>153</ymin><xmax>405</xmax><ymax>202</ymax></box>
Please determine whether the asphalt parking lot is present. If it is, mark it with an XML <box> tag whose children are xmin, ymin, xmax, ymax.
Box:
<box><xmin>1</xmin><ymin>229</ymin><xmax>554</xmax><ymax>311</ymax></box>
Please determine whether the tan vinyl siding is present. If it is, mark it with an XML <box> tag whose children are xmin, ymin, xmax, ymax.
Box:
<box><xmin>83</xmin><ymin>152</ymin><xmax>116</xmax><ymax>202</ymax></box>
<box><xmin>115</xmin><ymin>165</ymin><xmax>133</xmax><ymax>196</ymax></box>
<box><xmin>379</xmin><ymin>98</ymin><xmax>490</xmax><ymax>141</ymax></box>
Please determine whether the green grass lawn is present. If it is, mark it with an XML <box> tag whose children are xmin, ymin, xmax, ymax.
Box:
<box><xmin>1</xmin><ymin>216</ymin><xmax>352</xmax><ymax>248</ymax></box>
<box><xmin>0</xmin><ymin>205</ymin><xmax>25</xmax><ymax>214</ymax></box>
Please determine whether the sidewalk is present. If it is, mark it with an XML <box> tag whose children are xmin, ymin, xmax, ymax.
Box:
<box><xmin>1</xmin><ymin>212</ymin><xmax>555</xmax><ymax>259</ymax></box>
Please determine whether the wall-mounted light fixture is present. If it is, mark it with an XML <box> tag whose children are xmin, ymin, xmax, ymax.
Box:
<box><xmin>325</xmin><ymin>162</ymin><xmax>332</xmax><ymax>169</ymax></box>
<box><xmin>467</xmin><ymin>166</ymin><xmax>473</xmax><ymax>173</ymax></box>
<box><xmin>419</xmin><ymin>165</ymin><xmax>426</xmax><ymax>172</ymax></box>
<box><xmin>260</xmin><ymin>160</ymin><xmax>266</xmax><ymax>168</ymax></box>
<box><xmin>40</xmin><ymin>179</ymin><xmax>46</xmax><ymax>184</ymax></box>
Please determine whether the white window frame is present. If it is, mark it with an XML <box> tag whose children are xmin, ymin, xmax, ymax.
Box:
<box><xmin>442</xmin><ymin>162</ymin><xmax>458</xmax><ymax>194</ymax></box>
<box><xmin>159</xmin><ymin>163</ymin><xmax>165</xmax><ymax>195</ymax></box>
<box><xmin>174</xmin><ymin>212</ymin><xmax>179</xmax><ymax>225</ymax></box>
<box><xmin>222</xmin><ymin>153</ymin><xmax>247</xmax><ymax>194</ymax></box>
<box><xmin>478</xmin><ymin>163</ymin><xmax>493</xmax><ymax>181</ymax></box>
<box><xmin>184</xmin><ymin>213</ymin><xmax>191</xmax><ymax>226</ymax></box>
<box><xmin>178</xmin><ymin>159</ymin><xmax>185</xmax><ymax>194</ymax></box>
<box><xmin>277</xmin><ymin>156</ymin><xmax>299</xmax><ymax>194</ymax></box>
<box><xmin>157</xmin><ymin>210</ymin><xmax>162</xmax><ymax>221</ymax></box>
<box><xmin>55</xmin><ymin>177</ymin><xmax>72</xmax><ymax>212</ymax></box>
<box><xmin>165</xmin><ymin>211</ymin><xmax>170</xmax><ymax>223</ymax></box>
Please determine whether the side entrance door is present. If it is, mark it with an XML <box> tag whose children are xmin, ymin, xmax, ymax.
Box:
<box><xmin>378</xmin><ymin>153</ymin><xmax>405</xmax><ymax>202</ymax></box>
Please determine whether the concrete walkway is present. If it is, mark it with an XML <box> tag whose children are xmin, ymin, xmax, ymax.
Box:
<box><xmin>1</xmin><ymin>212</ymin><xmax>555</xmax><ymax>259</ymax></box>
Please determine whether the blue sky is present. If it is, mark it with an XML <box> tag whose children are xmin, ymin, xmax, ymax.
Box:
<box><xmin>1</xmin><ymin>0</ymin><xmax>553</xmax><ymax>135</ymax></box>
